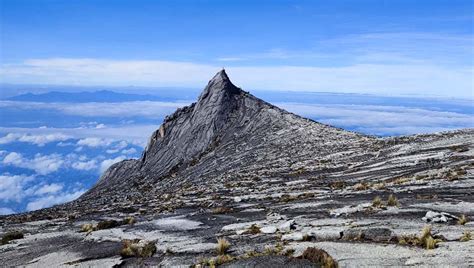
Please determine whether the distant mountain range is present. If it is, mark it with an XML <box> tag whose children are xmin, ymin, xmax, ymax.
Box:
<box><xmin>6</xmin><ymin>90</ymin><xmax>198</xmax><ymax>103</ymax></box>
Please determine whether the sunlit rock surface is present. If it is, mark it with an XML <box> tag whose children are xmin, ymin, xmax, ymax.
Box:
<box><xmin>1</xmin><ymin>70</ymin><xmax>473</xmax><ymax>267</ymax></box>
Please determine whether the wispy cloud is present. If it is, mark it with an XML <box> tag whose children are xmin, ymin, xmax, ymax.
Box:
<box><xmin>0</xmin><ymin>174</ymin><xmax>34</xmax><ymax>202</ymax></box>
<box><xmin>278</xmin><ymin>103</ymin><xmax>474</xmax><ymax>136</ymax></box>
<box><xmin>1</xmin><ymin>53</ymin><xmax>472</xmax><ymax>98</ymax></box>
<box><xmin>2</xmin><ymin>152</ymin><xmax>64</xmax><ymax>175</ymax></box>
<box><xmin>0</xmin><ymin>100</ymin><xmax>189</xmax><ymax>118</ymax></box>
<box><xmin>77</xmin><ymin>137</ymin><xmax>112</xmax><ymax>148</ymax></box>
<box><xmin>0</xmin><ymin>132</ymin><xmax>71</xmax><ymax>146</ymax></box>
<box><xmin>0</xmin><ymin>172</ymin><xmax>85</xmax><ymax>212</ymax></box>
<box><xmin>100</xmin><ymin>156</ymin><xmax>126</xmax><ymax>174</ymax></box>
<box><xmin>26</xmin><ymin>189</ymin><xmax>85</xmax><ymax>211</ymax></box>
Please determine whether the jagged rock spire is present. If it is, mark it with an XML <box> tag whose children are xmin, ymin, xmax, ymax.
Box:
<box><xmin>196</xmin><ymin>69</ymin><xmax>241</xmax><ymax>104</ymax></box>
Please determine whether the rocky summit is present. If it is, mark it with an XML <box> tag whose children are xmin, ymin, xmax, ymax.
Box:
<box><xmin>1</xmin><ymin>70</ymin><xmax>473</xmax><ymax>267</ymax></box>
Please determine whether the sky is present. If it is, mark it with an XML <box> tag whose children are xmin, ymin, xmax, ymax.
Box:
<box><xmin>1</xmin><ymin>0</ymin><xmax>473</xmax><ymax>97</ymax></box>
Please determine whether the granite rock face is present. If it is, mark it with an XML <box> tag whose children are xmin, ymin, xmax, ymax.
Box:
<box><xmin>1</xmin><ymin>70</ymin><xmax>473</xmax><ymax>267</ymax></box>
<box><xmin>81</xmin><ymin>69</ymin><xmax>370</xmax><ymax>204</ymax></box>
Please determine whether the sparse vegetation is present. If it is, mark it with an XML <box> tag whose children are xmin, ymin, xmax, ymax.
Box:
<box><xmin>353</xmin><ymin>182</ymin><xmax>369</xmax><ymax>191</ymax></box>
<box><xmin>393</xmin><ymin>177</ymin><xmax>410</xmax><ymax>185</ymax></box>
<box><xmin>372</xmin><ymin>182</ymin><xmax>386</xmax><ymax>190</ymax></box>
<box><xmin>280</xmin><ymin>194</ymin><xmax>297</xmax><ymax>203</ymax></box>
<box><xmin>120</xmin><ymin>239</ymin><xmax>156</xmax><ymax>258</ymax></box>
<box><xmin>123</xmin><ymin>216</ymin><xmax>136</xmax><ymax>225</ymax></box>
<box><xmin>301</xmin><ymin>247</ymin><xmax>337</xmax><ymax>268</ymax></box>
<box><xmin>216</xmin><ymin>238</ymin><xmax>230</xmax><ymax>255</ymax></box>
<box><xmin>387</xmin><ymin>194</ymin><xmax>400</xmax><ymax>207</ymax></box>
<box><xmin>460</xmin><ymin>231</ymin><xmax>471</xmax><ymax>242</ymax></box>
<box><xmin>458</xmin><ymin>215</ymin><xmax>468</xmax><ymax>225</ymax></box>
<box><xmin>372</xmin><ymin>196</ymin><xmax>383</xmax><ymax>208</ymax></box>
<box><xmin>1</xmin><ymin>231</ymin><xmax>24</xmax><ymax>245</ymax></box>
<box><xmin>96</xmin><ymin>220</ymin><xmax>120</xmax><ymax>230</ymax></box>
<box><xmin>330</xmin><ymin>181</ymin><xmax>345</xmax><ymax>190</ymax></box>
<box><xmin>398</xmin><ymin>225</ymin><xmax>442</xmax><ymax>250</ymax></box>
<box><xmin>80</xmin><ymin>219</ymin><xmax>130</xmax><ymax>233</ymax></box>
<box><xmin>215</xmin><ymin>254</ymin><xmax>235</xmax><ymax>265</ymax></box>
<box><xmin>245</xmin><ymin>224</ymin><xmax>261</xmax><ymax>234</ymax></box>
<box><xmin>211</xmin><ymin>207</ymin><xmax>233</xmax><ymax>214</ymax></box>
<box><xmin>80</xmin><ymin>223</ymin><xmax>95</xmax><ymax>233</ymax></box>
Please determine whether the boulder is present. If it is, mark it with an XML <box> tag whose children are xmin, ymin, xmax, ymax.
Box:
<box><xmin>422</xmin><ymin>211</ymin><xmax>458</xmax><ymax>223</ymax></box>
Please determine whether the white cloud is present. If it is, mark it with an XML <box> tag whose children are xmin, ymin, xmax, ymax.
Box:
<box><xmin>121</xmin><ymin>148</ymin><xmax>137</xmax><ymax>155</ymax></box>
<box><xmin>76</xmin><ymin>137</ymin><xmax>111</xmax><ymax>147</ymax></box>
<box><xmin>0</xmin><ymin>174</ymin><xmax>34</xmax><ymax>202</ymax></box>
<box><xmin>278</xmin><ymin>103</ymin><xmax>474</xmax><ymax>136</ymax></box>
<box><xmin>2</xmin><ymin>152</ymin><xmax>64</xmax><ymax>175</ymax></box>
<box><xmin>0</xmin><ymin>100</ymin><xmax>188</xmax><ymax>119</ymax></box>
<box><xmin>0</xmin><ymin>207</ymin><xmax>15</xmax><ymax>215</ymax></box>
<box><xmin>34</xmin><ymin>183</ymin><xmax>63</xmax><ymax>195</ymax></box>
<box><xmin>0</xmin><ymin>56</ymin><xmax>472</xmax><ymax>97</ymax></box>
<box><xmin>0</xmin><ymin>125</ymin><xmax>154</xmax><ymax>147</ymax></box>
<box><xmin>0</xmin><ymin>132</ymin><xmax>71</xmax><ymax>146</ymax></box>
<box><xmin>100</xmin><ymin>156</ymin><xmax>126</xmax><ymax>174</ymax></box>
<box><xmin>71</xmin><ymin>159</ymin><xmax>97</xmax><ymax>171</ymax></box>
<box><xmin>26</xmin><ymin>189</ymin><xmax>85</xmax><ymax>211</ymax></box>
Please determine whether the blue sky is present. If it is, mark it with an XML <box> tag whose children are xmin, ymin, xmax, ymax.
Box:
<box><xmin>1</xmin><ymin>0</ymin><xmax>473</xmax><ymax>97</ymax></box>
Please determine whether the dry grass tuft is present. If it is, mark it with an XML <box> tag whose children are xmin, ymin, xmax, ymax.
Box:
<box><xmin>372</xmin><ymin>196</ymin><xmax>383</xmax><ymax>208</ymax></box>
<box><xmin>387</xmin><ymin>194</ymin><xmax>400</xmax><ymax>207</ymax></box>
<box><xmin>399</xmin><ymin>225</ymin><xmax>442</xmax><ymax>250</ymax></box>
<box><xmin>458</xmin><ymin>215</ymin><xmax>468</xmax><ymax>225</ymax></box>
<box><xmin>80</xmin><ymin>223</ymin><xmax>95</xmax><ymax>233</ymax></box>
<box><xmin>330</xmin><ymin>181</ymin><xmax>346</xmax><ymax>190</ymax></box>
<box><xmin>245</xmin><ymin>224</ymin><xmax>261</xmax><ymax>234</ymax></box>
<box><xmin>301</xmin><ymin>247</ymin><xmax>337</xmax><ymax>268</ymax></box>
<box><xmin>211</xmin><ymin>207</ymin><xmax>233</xmax><ymax>214</ymax></box>
<box><xmin>460</xmin><ymin>231</ymin><xmax>471</xmax><ymax>242</ymax></box>
<box><xmin>123</xmin><ymin>216</ymin><xmax>136</xmax><ymax>225</ymax></box>
<box><xmin>216</xmin><ymin>238</ymin><xmax>231</xmax><ymax>255</ymax></box>
<box><xmin>353</xmin><ymin>182</ymin><xmax>369</xmax><ymax>191</ymax></box>
<box><xmin>280</xmin><ymin>194</ymin><xmax>298</xmax><ymax>203</ymax></box>
<box><xmin>120</xmin><ymin>239</ymin><xmax>156</xmax><ymax>258</ymax></box>
<box><xmin>215</xmin><ymin>254</ymin><xmax>234</xmax><ymax>265</ymax></box>
<box><xmin>393</xmin><ymin>177</ymin><xmax>410</xmax><ymax>185</ymax></box>
<box><xmin>372</xmin><ymin>182</ymin><xmax>386</xmax><ymax>190</ymax></box>
<box><xmin>96</xmin><ymin>220</ymin><xmax>120</xmax><ymax>230</ymax></box>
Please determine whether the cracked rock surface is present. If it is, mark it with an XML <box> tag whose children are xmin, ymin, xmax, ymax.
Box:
<box><xmin>1</xmin><ymin>70</ymin><xmax>473</xmax><ymax>267</ymax></box>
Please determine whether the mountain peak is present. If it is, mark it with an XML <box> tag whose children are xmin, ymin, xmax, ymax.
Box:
<box><xmin>197</xmin><ymin>69</ymin><xmax>241</xmax><ymax>103</ymax></box>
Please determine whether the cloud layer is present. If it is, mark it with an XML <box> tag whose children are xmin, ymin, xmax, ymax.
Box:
<box><xmin>1</xmin><ymin>57</ymin><xmax>472</xmax><ymax>98</ymax></box>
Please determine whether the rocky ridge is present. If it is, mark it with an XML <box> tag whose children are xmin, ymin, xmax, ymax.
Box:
<box><xmin>0</xmin><ymin>70</ymin><xmax>473</xmax><ymax>267</ymax></box>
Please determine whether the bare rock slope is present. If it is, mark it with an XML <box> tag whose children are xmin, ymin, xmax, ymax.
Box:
<box><xmin>1</xmin><ymin>70</ymin><xmax>473</xmax><ymax>267</ymax></box>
